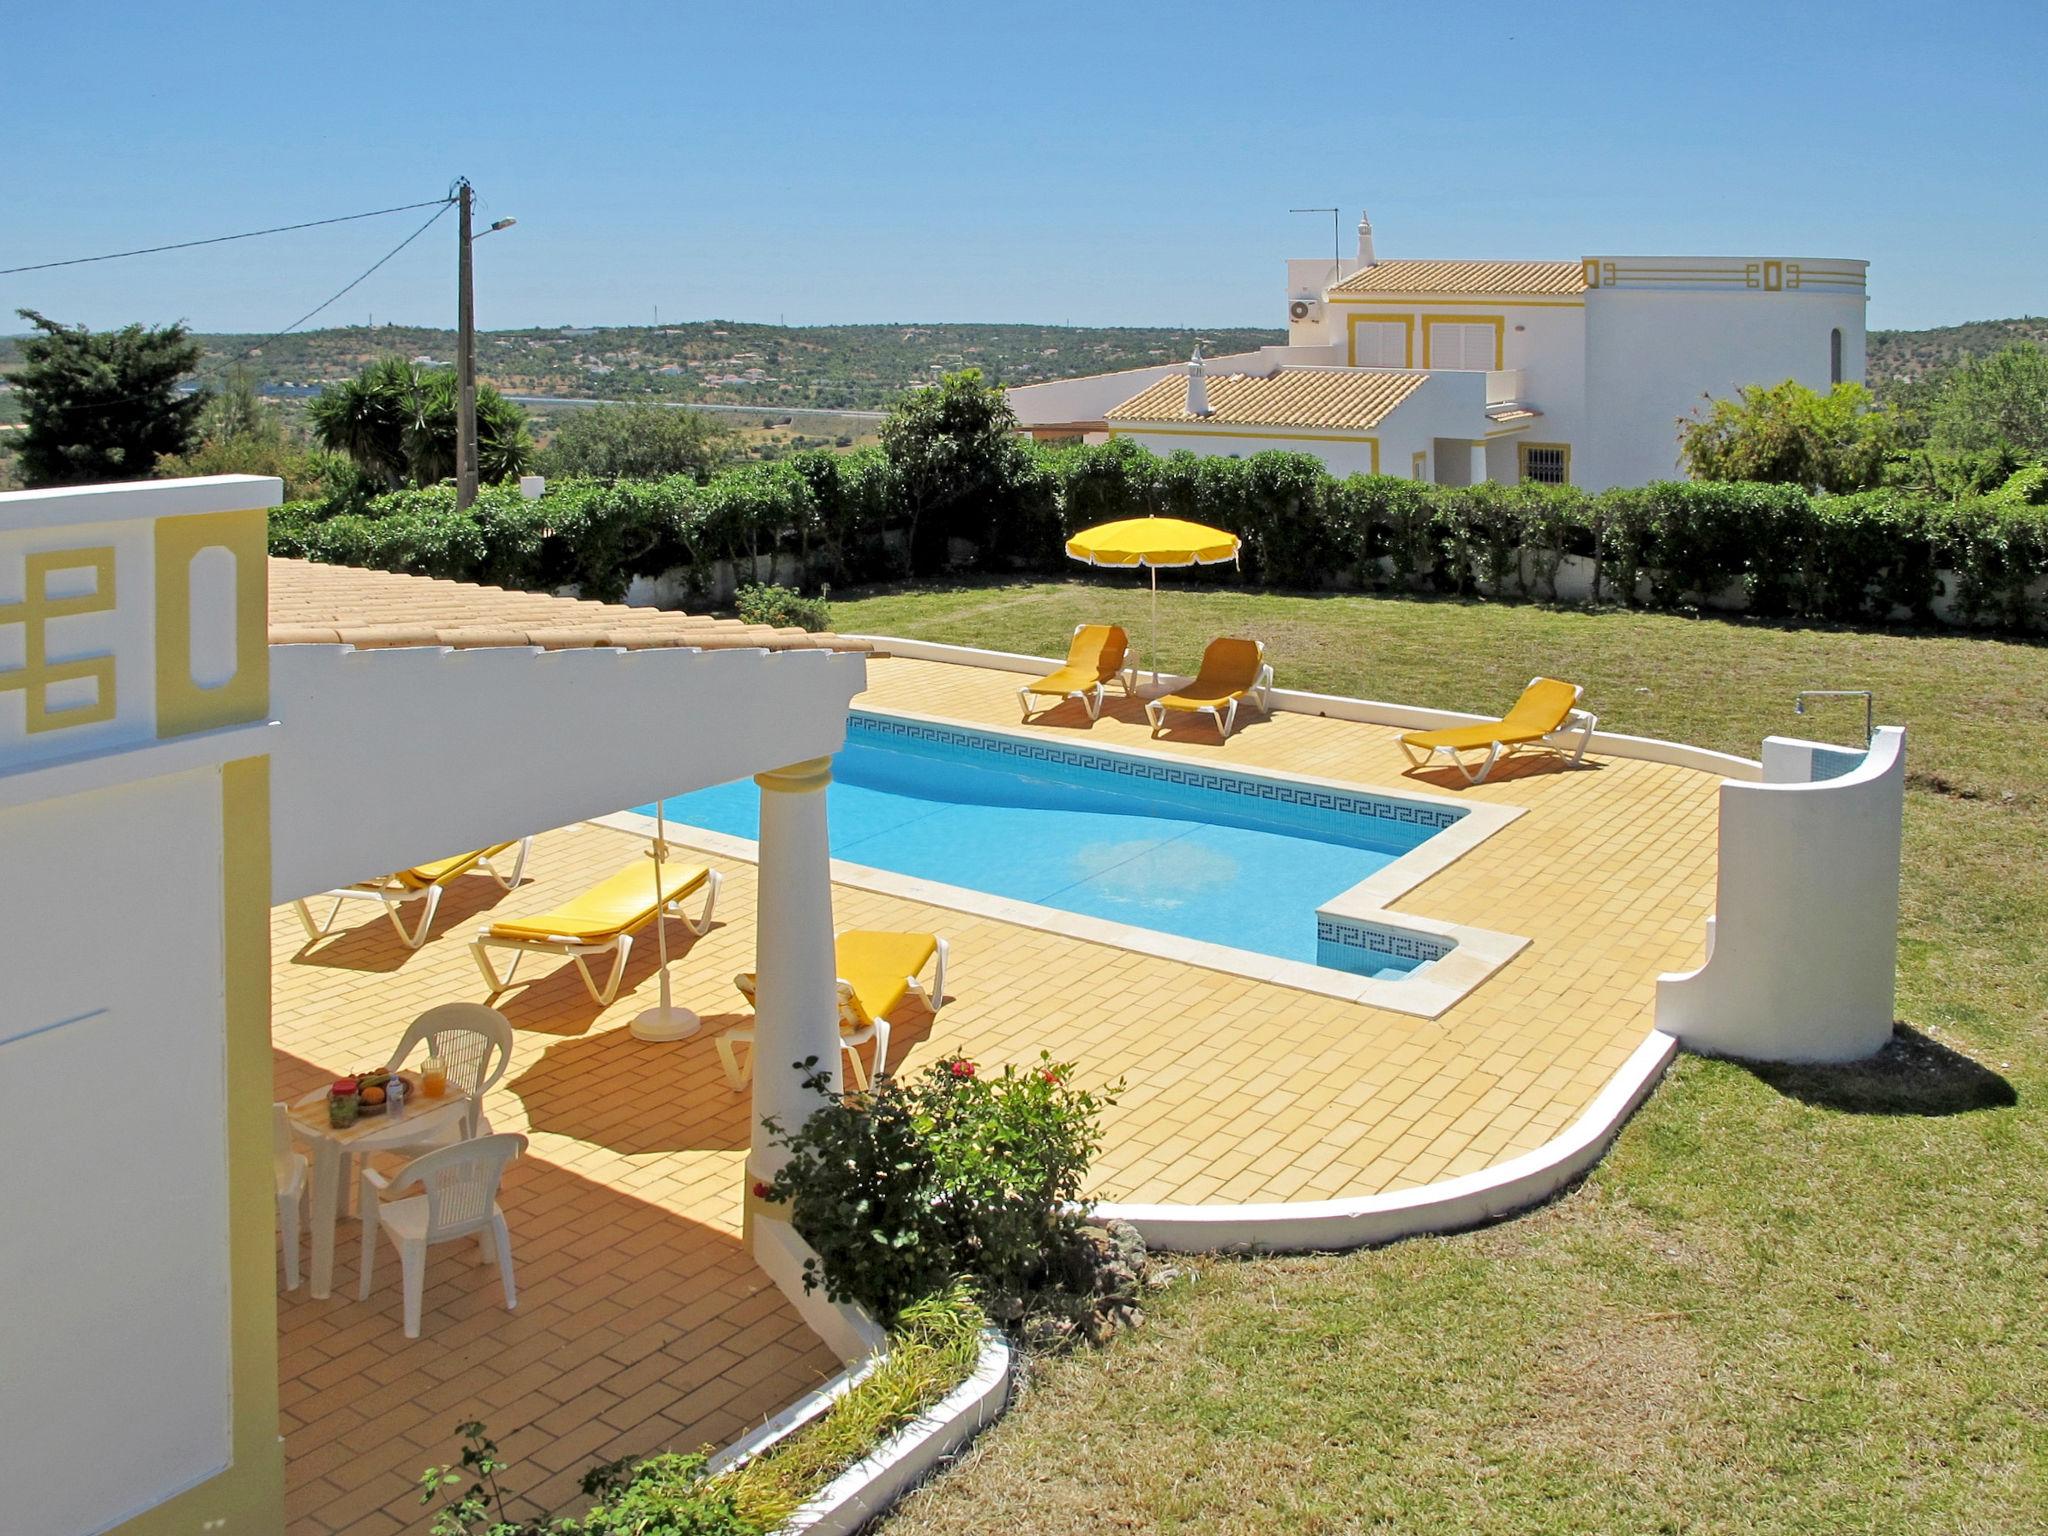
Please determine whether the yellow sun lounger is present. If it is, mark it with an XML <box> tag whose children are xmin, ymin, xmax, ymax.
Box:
<box><xmin>1018</xmin><ymin>624</ymin><xmax>1137</xmax><ymax>722</ymax></box>
<box><xmin>470</xmin><ymin>851</ymin><xmax>722</xmax><ymax>1005</ymax></box>
<box><xmin>292</xmin><ymin>839</ymin><xmax>532</xmax><ymax>950</ymax></box>
<box><xmin>1398</xmin><ymin>677</ymin><xmax>1597</xmax><ymax>784</ymax></box>
<box><xmin>1144</xmin><ymin>637</ymin><xmax>1274</xmax><ymax>739</ymax></box>
<box><xmin>719</xmin><ymin>929</ymin><xmax>949</xmax><ymax>1090</ymax></box>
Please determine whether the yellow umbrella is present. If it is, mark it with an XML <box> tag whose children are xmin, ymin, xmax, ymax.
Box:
<box><xmin>1065</xmin><ymin>516</ymin><xmax>1241</xmax><ymax>685</ymax></box>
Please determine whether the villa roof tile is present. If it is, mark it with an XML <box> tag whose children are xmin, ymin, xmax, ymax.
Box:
<box><xmin>268</xmin><ymin>558</ymin><xmax>868</xmax><ymax>653</ymax></box>
<box><xmin>1105</xmin><ymin>367</ymin><xmax>1429</xmax><ymax>431</ymax></box>
<box><xmin>1330</xmin><ymin>259</ymin><xmax>1587</xmax><ymax>297</ymax></box>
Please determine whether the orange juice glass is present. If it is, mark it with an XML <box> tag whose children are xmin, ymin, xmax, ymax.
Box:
<box><xmin>421</xmin><ymin>1057</ymin><xmax>448</xmax><ymax>1098</ymax></box>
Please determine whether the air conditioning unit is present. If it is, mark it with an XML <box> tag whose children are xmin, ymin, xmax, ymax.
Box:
<box><xmin>1288</xmin><ymin>297</ymin><xmax>1322</xmax><ymax>324</ymax></box>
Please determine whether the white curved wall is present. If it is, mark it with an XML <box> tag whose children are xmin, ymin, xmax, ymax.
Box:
<box><xmin>1657</xmin><ymin>727</ymin><xmax>1905</xmax><ymax>1062</ymax></box>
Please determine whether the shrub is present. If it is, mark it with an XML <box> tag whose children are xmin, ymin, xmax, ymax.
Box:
<box><xmin>1676</xmin><ymin>378</ymin><xmax>1896</xmax><ymax>492</ymax></box>
<box><xmin>540</xmin><ymin>402</ymin><xmax>736</xmax><ymax>483</ymax></box>
<box><xmin>720</xmin><ymin>1285</ymin><xmax>984</xmax><ymax>1527</ymax></box>
<box><xmin>416</xmin><ymin>1287</ymin><xmax>987</xmax><ymax>1535</ymax></box>
<box><xmin>269</xmin><ymin>426</ymin><xmax>2048</xmax><ymax>632</ymax></box>
<box><xmin>763</xmin><ymin>1053</ymin><xmax>1120</xmax><ymax>1323</ymax></box>
<box><xmin>734</xmin><ymin>582</ymin><xmax>830</xmax><ymax>632</ymax></box>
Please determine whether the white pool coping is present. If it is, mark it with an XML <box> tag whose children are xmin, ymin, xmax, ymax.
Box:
<box><xmin>853</xmin><ymin>635</ymin><xmax>1764</xmax><ymax>781</ymax></box>
<box><xmin>600</xmin><ymin>705</ymin><xmax>1532</xmax><ymax>1015</ymax></box>
<box><xmin>1093</xmin><ymin>1027</ymin><xmax>1680</xmax><ymax>1252</ymax></box>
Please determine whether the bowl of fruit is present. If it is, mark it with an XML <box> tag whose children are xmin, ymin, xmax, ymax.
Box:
<box><xmin>356</xmin><ymin>1067</ymin><xmax>394</xmax><ymax>1115</ymax></box>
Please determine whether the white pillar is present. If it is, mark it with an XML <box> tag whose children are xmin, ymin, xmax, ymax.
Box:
<box><xmin>748</xmin><ymin>757</ymin><xmax>841</xmax><ymax>1186</ymax></box>
<box><xmin>1468</xmin><ymin>441</ymin><xmax>1489</xmax><ymax>486</ymax></box>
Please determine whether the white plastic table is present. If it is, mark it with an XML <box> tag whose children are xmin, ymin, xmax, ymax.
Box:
<box><xmin>287</xmin><ymin>1079</ymin><xmax>469</xmax><ymax>1299</ymax></box>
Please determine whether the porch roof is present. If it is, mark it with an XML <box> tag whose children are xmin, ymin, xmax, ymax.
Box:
<box><xmin>268</xmin><ymin>558</ymin><xmax>869</xmax><ymax>654</ymax></box>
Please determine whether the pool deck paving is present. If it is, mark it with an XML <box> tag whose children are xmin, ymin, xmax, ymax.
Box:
<box><xmin>269</xmin><ymin>652</ymin><xmax>1724</xmax><ymax>1530</ymax></box>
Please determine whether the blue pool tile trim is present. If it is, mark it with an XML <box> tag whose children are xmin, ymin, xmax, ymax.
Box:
<box><xmin>854</xmin><ymin>712</ymin><xmax>1465</xmax><ymax>840</ymax></box>
<box><xmin>1316</xmin><ymin>915</ymin><xmax>1454</xmax><ymax>980</ymax></box>
<box><xmin>1809</xmin><ymin>745</ymin><xmax>1867</xmax><ymax>782</ymax></box>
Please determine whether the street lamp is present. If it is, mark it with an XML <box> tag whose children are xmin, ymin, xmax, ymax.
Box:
<box><xmin>455</xmin><ymin>178</ymin><xmax>518</xmax><ymax>510</ymax></box>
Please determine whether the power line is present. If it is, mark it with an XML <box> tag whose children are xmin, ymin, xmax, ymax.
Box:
<box><xmin>17</xmin><ymin>201</ymin><xmax>456</xmax><ymax>414</ymax></box>
<box><xmin>0</xmin><ymin>197</ymin><xmax>452</xmax><ymax>276</ymax></box>
<box><xmin>255</xmin><ymin>201</ymin><xmax>451</xmax><ymax>346</ymax></box>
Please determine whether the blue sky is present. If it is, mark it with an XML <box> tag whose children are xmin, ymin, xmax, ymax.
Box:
<box><xmin>4</xmin><ymin>2</ymin><xmax>2042</xmax><ymax>335</ymax></box>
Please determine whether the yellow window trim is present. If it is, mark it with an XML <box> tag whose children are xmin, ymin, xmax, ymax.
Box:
<box><xmin>1518</xmin><ymin>441</ymin><xmax>1572</xmax><ymax>485</ymax></box>
<box><xmin>1344</xmin><ymin>311</ymin><xmax>1415</xmax><ymax>368</ymax></box>
<box><xmin>111</xmin><ymin>755</ymin><xmax>284</xmax><ymax>1536</ymax></box>
<box><xmin>1421</xmin><ymin>314</ymin><xmax>1505</xmax><ymax>370</ymax></box>
<box><xmin>1410</xmin><ymin>450</ymin><xmax>1427</xmax><ymax>481</ymax></box>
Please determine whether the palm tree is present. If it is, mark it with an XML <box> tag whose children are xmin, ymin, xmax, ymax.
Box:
<box><xmin>307</xmin><ymin>358</ymin><xmax>418</xmax><ymax>489</ymax></box>
<box><xmin>309</xmin><ymin>358</ymin><xmax>533</xmax><ymax>490</ymax></box>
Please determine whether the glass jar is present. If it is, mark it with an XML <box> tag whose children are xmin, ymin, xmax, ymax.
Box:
<box><xmin>328</xmin><ymin>1077</ymin><xmax>361</xmax><ymax>1129</ymax></box>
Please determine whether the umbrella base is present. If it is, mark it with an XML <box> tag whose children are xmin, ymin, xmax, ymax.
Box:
<box><xmin>631</xmin><ymin>1005</ymin><xmax>701</xmax><ymax>1042</ymax></box>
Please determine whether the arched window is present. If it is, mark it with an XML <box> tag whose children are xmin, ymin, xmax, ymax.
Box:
<box><xmin>1830</xmin><ymin>328</ymin><xmax>1843</xmax><ymax>385</ymax></box>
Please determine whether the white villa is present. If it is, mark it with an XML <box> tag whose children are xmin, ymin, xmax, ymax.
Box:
<box><xmin>1008</xmin><ymin>212</ymin><xmax>1869</xmax><ymax>491</ymax></box>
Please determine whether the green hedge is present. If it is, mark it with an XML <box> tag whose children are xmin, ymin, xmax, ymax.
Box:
<box><xmin>271</xmin><ymin>441</ymin><xmax>2048</xmax><ymax>629</ymax></box>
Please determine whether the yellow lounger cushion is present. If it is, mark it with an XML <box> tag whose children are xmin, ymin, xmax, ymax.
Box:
<box><xmin>1400</xmin><ymin>678</ymin><xmax>1580</xmax><ymax>753</ymax></box>
<box><xmin>395</xmin><ymin>841</ymin><xmax>520</xmax><ymax>891</ymax></box>
<box><xmin>1023</xmin><ymin>625</ymin><xmax>1129</xmax><ymax>698</ymax></box>
<box><xmin>1155</xmin><ymin>636</ymin><xmax>1264</xmax><ymax>710</ymax></box>
<box><xmin>834</xmin><ymin>930</ymin><xmax>940</xmax><ymax>1026</ymax></box>
<box><xmin>485</xmin><ymin>861</ymin><xmax>710</xmax><ymax>944</ymax></box>
<box><xmin>737</xmin><ymin>929</ymin><xmax>939</xmax><ymax>1030</ymax></box>
<box><xmin>1023</xmin><ymin>662</ymin><xmax>1105</xmax><ymax>699</ymax></box>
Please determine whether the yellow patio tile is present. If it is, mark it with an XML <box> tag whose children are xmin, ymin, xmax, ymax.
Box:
<box><xmin>273</xmin><ymin>651</ymin><xmax>1721</xmax><ymax>1529</ymax></box>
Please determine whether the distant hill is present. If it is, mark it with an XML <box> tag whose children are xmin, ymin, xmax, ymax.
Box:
<box><xmin>1866</xmin><ymin>316</ymin><xmax>2048</xmax><ymax>387</ymax></box>
<box><xmin>0</xmin><ymin>321</ymin><xmax>1287</xmax><ymax>414</ymax></box>
<box><xmin>4</xmin><ymin>315</ymin><xmax>2038</xmax><ymax>415</ymax></box>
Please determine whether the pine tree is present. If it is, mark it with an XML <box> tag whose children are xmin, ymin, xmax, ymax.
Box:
<box><xmin>7</xmin><ymin>309</ymin><xmax>207</xmax><ymax>486</ymax></box>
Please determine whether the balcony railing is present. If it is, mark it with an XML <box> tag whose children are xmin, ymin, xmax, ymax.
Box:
<box><xmin>1485</xmin><ymin>368</ymin><xmax>1526</xmax><ymax>406</ymax></box>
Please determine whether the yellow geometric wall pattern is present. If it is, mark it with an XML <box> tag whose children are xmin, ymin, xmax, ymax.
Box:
<box><xmin>155</xmin><ymin>507</ymin><xmax>269</xmax><ymax>740</ymax></box>
<box><xmin>0</xmin><ymin>546</ymin><xmax>118</xmax><ymax>734</ymax></box>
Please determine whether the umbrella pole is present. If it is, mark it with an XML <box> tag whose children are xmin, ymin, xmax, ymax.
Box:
<box><xmin>632</xmin><ymin>798</ymin><xmax>700</xmax><ymax>1041</ymax></box>
<box><xmin>1150</xmin><ymin>564</ymin><xmax>1160</xmax><ymax>686</ymax></box>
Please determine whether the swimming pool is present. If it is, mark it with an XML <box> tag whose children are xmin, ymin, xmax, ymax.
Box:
<box><xmin>643</xmin><ymin>714</ymin><xmax>1465</xmax><ymax>981</ymax></box>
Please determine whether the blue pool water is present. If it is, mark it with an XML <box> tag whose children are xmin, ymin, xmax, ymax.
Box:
<box><xmin>643</xmin><ymin>715</ymin><xmax>1460</xmax><ymax>980</ymax></box>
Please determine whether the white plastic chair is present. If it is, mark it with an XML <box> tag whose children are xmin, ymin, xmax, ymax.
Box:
<box><xmin>274</xmin><ymin>1102</ymin><xmax>308</xmax><ymax>1290</ymax></box>
<box><xmin>358</xmin><ymin>1132</ymin><xmax>526</xmax><ymax>1338</ymax></box>
<box><xmin>323</xmin><ymin>1003</ymin><xmax>516</xmax><ymax>1217</ymax></box>
<box><xmin>384</xmin><ymin>1003</ymin><xmax>515</xmax><ymax>1141</ymax></box>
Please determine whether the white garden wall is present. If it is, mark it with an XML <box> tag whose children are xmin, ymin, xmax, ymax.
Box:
<box><xmin>1656</xmin><ymin>727</ymin><xmax>1905</xmax><ymax>1062</ymax></box>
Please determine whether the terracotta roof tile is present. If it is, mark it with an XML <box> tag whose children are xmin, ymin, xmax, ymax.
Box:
<box><xmin>1330</xmin><ymin>259</ymin><xmax>1587</xmax><ymax>297</ymax></box>
<box><xmin>1106</xmin><ymin>368</ymin><xmax>1429</xmax><ymax>431</ymax></box>
<box><xmin>268</xmin><ymin>558</ymin><xmax>867</xmax><ymax>654</ymax></box>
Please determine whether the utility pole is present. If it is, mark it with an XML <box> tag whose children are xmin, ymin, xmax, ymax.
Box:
<box><xmin>454</xmin><ymin>180</ymin><xmax>517</xmax><ymax>509</ymax></box>
<box><xmin>456</xmin><ymin>178</ymin><xmax>477</xmax><ymax>509</ymax></box>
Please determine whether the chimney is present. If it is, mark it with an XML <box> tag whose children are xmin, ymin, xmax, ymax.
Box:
<box><xmin>1185</xmin><ymin>344</ymin><xmax>1211</xmax><ymax>417</ymax></box>
<box><xmin>1357</xmin><ymin>208</ymin><xmax>1377</xmax><ymax>267</ymax></box>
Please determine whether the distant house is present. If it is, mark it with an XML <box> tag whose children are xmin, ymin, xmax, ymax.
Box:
<box><xmin>1008</xmin><ymin>211</ymin><xmax>1869</xmax><ymax>491</ymax></box>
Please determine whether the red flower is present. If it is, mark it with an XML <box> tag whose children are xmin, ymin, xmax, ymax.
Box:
<box><xmin>751</xmin><ymin>1181</ymin><xmax>772</xmax><ymax>1200</ymax></box>
<box><xmin>1041</xmin><ymin>1069</ymin><xmax>1062</xmax><ymax>1085</ymax></box>
<box><xmin>949</xmin><ymin>1060</ymin><xmax>977</xmax><ymax>1079</ymax></box>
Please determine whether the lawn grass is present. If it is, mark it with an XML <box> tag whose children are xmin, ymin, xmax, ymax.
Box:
<box><xmin>825</xmin><ymin>580</ymin><xmax>2047</xmax><ymax>1535</ymax></box>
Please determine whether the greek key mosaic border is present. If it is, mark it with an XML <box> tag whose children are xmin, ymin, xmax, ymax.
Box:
<box><xmin>853</xmin><ymin>712</ymin><xmax>1463</xmax><ymax>832</ymax></box>
<box><xmin>1316</xmin><ymin>915</ymin><xmax>1453</xmax><ymax>965</ymax></box>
